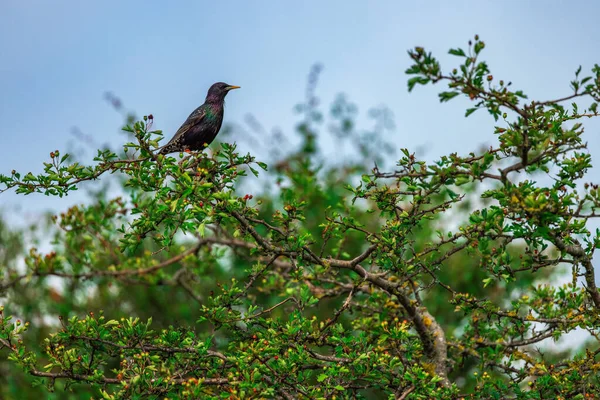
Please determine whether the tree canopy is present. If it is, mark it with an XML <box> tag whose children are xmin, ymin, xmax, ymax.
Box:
<box><xmin>2</xmin><ymin>36</ymin><xmax>600</xmax><ymax>399</ymax></box>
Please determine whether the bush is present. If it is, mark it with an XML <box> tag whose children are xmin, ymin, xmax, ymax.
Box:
<box><xmin>2</xmin><ymin>36</ymin><xmax>600</xmax><ymax>399</ymax></box>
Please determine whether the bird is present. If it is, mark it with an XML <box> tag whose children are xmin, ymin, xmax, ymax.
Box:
<box><xmin>158</xmin><ymin>82</ymin><xmax>240</xmax><ymax>155</ymax></box>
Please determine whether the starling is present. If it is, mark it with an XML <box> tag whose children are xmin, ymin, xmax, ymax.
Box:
<box><xmin>159</xmin><ymin>82</ymin><xmax>240</xmax><ymax>155</ymax></box>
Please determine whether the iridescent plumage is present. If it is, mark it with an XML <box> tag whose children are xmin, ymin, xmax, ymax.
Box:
<box><xmin>159</xmin><ymin>82</ymin><xmax>240</xmax><ymax>155</ymax></box>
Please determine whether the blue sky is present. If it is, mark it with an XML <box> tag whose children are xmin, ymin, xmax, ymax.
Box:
<box><xmin>1</xmin><ymin>0</ymin><xmax>600</xmax><ymax>223</ymax></box>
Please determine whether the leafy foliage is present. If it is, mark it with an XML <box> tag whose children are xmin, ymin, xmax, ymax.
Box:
<box><xmin>2</xmin><ymin>36</ymin><xmax>600</xmax><ymax>399</ymax></box>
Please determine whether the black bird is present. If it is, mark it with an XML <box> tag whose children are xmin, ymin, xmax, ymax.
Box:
<box><xmin>159</xmin><ymin>82</ymin><xmax>240</xmax><ymax>155</ymax></box>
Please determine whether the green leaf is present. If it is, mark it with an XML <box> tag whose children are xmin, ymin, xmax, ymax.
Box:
<box><xmin>439</xmin><ymin>91</ymin><xmax>460</xmax><ymax>103</ymax></box>
<box><xmin>446</xmin><ymin>189</ymin><xmax>458</xmax><ymax>199</ymax></box>
<box><xmin>448</xmin><ymin>48</ymin><xmax>466</xmax><ymax>57</ymax></box>
<box><xmin>465</xmin><ymin>107</ymin><xmax>478</xmax><ymax>117</ymax></box>
<box><xmin>407</xmin><ymin>76</ymin><xmax>430</xmax><ymax>92</ymax></box>
<box><xmin>474</xmin><ymin>40</ymin><xmax>485</xmax><ymax>54</ymax></box>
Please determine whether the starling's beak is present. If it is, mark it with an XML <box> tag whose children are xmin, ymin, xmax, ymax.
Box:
<box><xmin>226</xmin><ymin>85</ymin><xmax>241</xmax><ymax>91</ymax></box>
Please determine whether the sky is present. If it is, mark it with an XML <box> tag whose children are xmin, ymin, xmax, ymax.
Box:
<box><xmin>1</xmin><ymin>0</ymin><xmax>600</xmax><ymax>222</ymax></box>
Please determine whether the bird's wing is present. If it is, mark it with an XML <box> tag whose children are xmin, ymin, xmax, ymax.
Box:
<box><xmin>164</xmin><ymin>105</ymin><xmax>207</xmax><ymax>147</ymax></box>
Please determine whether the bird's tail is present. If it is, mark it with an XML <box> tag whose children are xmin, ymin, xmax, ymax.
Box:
<box><xmin>157</xmin><ymin>145</ymin><xmax>171</xmax><ymax>155</ymax></box>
